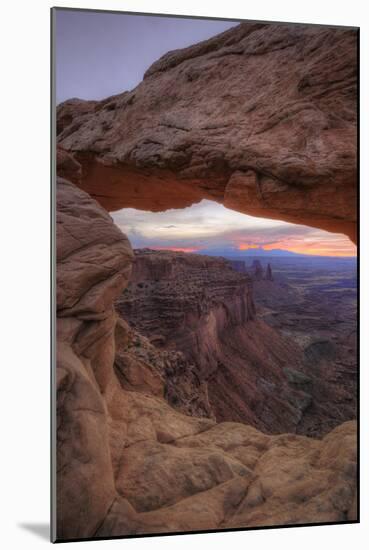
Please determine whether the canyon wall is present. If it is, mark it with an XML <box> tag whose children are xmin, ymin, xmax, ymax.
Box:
<box><xmin>250</xmin><ymin>259</ymin><xmax>357</xmax><ymax>437</ymax></box>
<box><xmin>116</xmin><ymin>249</ymin><xmax>342</xmax><ymax>434</ymax></box>
<box><xmin>54</xmin><ymin>20</ymin><xmax>358</xmax><ymax>541</ymax></box>
<box><xmin>118</xmin><ymin>249</ymin><xmax>255</xmax><ymax>375</ymax></box>
<box><xmin>55</xmin><ymin>178</ymin><xmax>357</xmax><ymax>540</ymax></box>
<box><xmin>56</xmin><ymin>23</ymin><xmax>357</xmax><ymax>241</ymax></box>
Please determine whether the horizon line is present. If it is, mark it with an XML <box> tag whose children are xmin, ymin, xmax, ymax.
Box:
<box><xmin>134</xmin><ymin>245</ymin><xmax>357</xmax><ymax>259</ymax></box>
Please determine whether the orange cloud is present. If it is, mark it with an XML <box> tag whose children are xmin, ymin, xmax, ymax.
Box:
<box><xmin>238</xmin><ymin>244</ymin><xmax>260</xmax><ymax>250</ymax></box>
<box><xmin>262</xmin><ymin>239</ymin><xmax>356</xmax><ymax>257</ymax></box>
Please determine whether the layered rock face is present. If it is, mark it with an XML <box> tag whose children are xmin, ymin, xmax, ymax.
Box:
<box><xmin>114</xmin><ymin>319</ymin><xmax>214</xmax><ymax>420</ymax></box>
<box><xmin>56</xmin><ymin>177</ymin><xmax>133</xmax><ymax>538</ymax></box>
<box><xmin>56</xmin><ymin>179</ymin><xmax>357</xmax><ymax>540</ymax></box>
<box><xmin>116</xmin><ymin>249</ymin><xmax>320</xmax><ymax>434</ymax></box>
<box><xmin>117</xmin><ymin>249</ymin><xmax>256</xmax><ymax>375</ymax></box>
<box><xmin>55</xmin><ymin>20</ymin><xmax>357</xmax><ymax>541</ymax></box>
<box><xmin>250</xmin><ymin>258</ymin><xmax>357</xmax><ymax>437</ymax></box>
<box><xmin>56</xmin><ymin>23</ymin><xmax>357</xmax><ymax>241</ymax></box>
<box><xmin>57</xmin><ymin>179</ymin><xmax>356</xmax><ymax>539</ymax></box>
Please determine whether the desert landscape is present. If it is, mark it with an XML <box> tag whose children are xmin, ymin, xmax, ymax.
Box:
<box><xmin>115</xmin><ymin>250</ymin><xmax>356</xmax><ymax>438</ymax></box>
<box><xmin>54</xmin><ymin>15</ymin><xmax>357</xmax><ymax>541</ymax></box>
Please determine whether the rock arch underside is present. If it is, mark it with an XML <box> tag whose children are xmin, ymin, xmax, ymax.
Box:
<box><xmin>55</xmin><ymin>23</ymin><xmax>357</xmax><ymax>540</ymax></box>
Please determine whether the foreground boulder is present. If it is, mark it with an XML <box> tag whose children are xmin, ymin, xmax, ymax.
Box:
<box><xmin>56</xmin><ymin>177</ymin><xmax>133</xmax><ymax>538</ymax></box>
<box><xmin>57</xmin><ymin>22</ymin><xmax>357</xmax><ymax>241</ymax></box>
<box><xmin>55</xmin><ymin>178</ymin><xmax>357</xmax><ymax>540</ymax></box>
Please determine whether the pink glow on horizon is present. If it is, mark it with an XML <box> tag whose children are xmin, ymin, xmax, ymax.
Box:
<box><xmin>150</xmin><ymin>246</ymin><xmax>201</xmax><ymax>253</ymax></box>
<box><xmin>238</xmin><ymin>241</ymin><xmax>356</xmax><ymax>257</ymax></box>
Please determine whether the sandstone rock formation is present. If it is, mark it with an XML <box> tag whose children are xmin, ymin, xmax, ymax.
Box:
<box><xmin>55</xmin><ymin>178</ymin><xmax>357</xmax><ymax>540</ymax></box>
<box><xmin>116</xmin><ymin>249</ymin><xmax>338</xmax><ymax>435</ymax></box>
<box><xmin>251</xmin><ymin>259</ymin><xmax>264</xmax><ymax>280</ymax></box>
<box><xmin>116</xmin><ymin>249</ymin><xmax>256</xmax><ymax>377</ymax></box>
<box><xmin>114</xmin><ymin>320</ymin><xmax>214</xmax><ymax>420</ymax></box>
<box><xmin>56</xmin><ymin>177</ymin><xmax>133</xmax><ymax>538</ymax></box>
<box><xmin>266</xmin><ymin>262</ymin><xmax>273</xmax><ymax>281</ymax></box>
<box><xmin>56</xmin><ymin>23</ymin><xmax>357</xmax><ymax>242</ymax></box>
<box><xmin>250</xmin><ymin>258</ymin><xmax>357</xmax><ymax>437</ymax></box>
<box><xmin>55</xmin><ymin>20</ymin><xmax>358</xmax><ymax>540</ymax></box>
<box><xmin>98</xmin><ymin>420</ymin><xmax>357</xmax><ymax>536</ymax></box>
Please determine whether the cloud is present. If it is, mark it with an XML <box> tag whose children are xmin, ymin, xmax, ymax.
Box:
<box><xmin>112</xmin><ymin>200</ymin><xmax>357</xmax><ymax>258</ymax></box>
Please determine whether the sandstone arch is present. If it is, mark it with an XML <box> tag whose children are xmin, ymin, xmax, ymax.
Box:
<box><xmin>57</xmin><ymin>22</ymin><xmax>357</xmax><ymax>242</ymax></box>
<box><xmin>54</xmin><ymin>21</ymin><xmax>358</xmax><ymax>541</ymax></box>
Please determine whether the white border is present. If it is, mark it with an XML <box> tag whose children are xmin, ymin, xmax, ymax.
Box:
<box><xmin>1</xmin><ymin>1</ymin><xmax>367</xmax><ymax>548</ymax></box>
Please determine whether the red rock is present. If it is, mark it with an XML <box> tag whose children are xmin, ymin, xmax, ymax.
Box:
<box><xmin>56</xmin><ymin>23</ymin><xmax>357</xmax><ymax>242</ymax></box>
<box><xmin>54</xmin><ymin>20</ymin><xmax>358</xmax><ymax>538</ymax></box>
<box><xmin>55</xmin><ymin>178</ymin><xmax>357</xmax><ymax>539</ymax></box>
<box><xmin>56</xmin><ymin>178</ymin><xmax>133</xmax><ymax>539</ymax></box>
<box><xmin>116</xmin><ymin>249</ymin><xmax>318</xmax><ymax>433</ymax></box>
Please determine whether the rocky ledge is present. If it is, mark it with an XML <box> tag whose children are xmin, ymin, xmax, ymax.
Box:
<box><xmin>56</xmin><ymin>179</ymin><xmax>357</xmax><ymax>540</ymax></box>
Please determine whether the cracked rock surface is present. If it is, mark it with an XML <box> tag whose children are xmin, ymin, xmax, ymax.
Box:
<box><xmin>56</xmin><ymin>179</ymin><xmax>357</xmax><ymax>540</ymax></box>
<box><xmin>57</xmin><ymin>22</ymin><xmax>357</xmax><ymax>241</ymax></box>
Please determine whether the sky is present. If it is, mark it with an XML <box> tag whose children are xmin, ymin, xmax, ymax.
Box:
<box><xmin>56</xmin><ymin>9</ymin><xmax>356</xmax><ymax>258</ymax></box>
<box><xmin>55</xmin><ymin>9</ymin><xmax>238</xmax><ymax>103</ymax></box>
<box><xmin>112</xmin><ymin>200</ymin><xmax>357</xmax><ymax>257</ymax></box>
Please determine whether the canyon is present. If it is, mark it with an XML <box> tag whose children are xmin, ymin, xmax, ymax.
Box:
<box><xmin>56</xmin><ymin>179</ymin><xmax>357</xmax><ymax>539</ymax></box>
<box><xmin>115</xmin><ymin>249</ymin><xmax>356</xmax><ymax>438</ymax></box>
<box><xmin>116</xmin><ymin>249</ymin><xmax>317</xmax><ymax>434</ymax></box>
<box><xmin>251</xmin><ymin>255</ymin><xmax>357</xmax><ymax>436</ymax></box>
<box><xmin>55</xmin><ymin>21</ymin><xmax>358</xmax><ymax>541</ymax></box>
